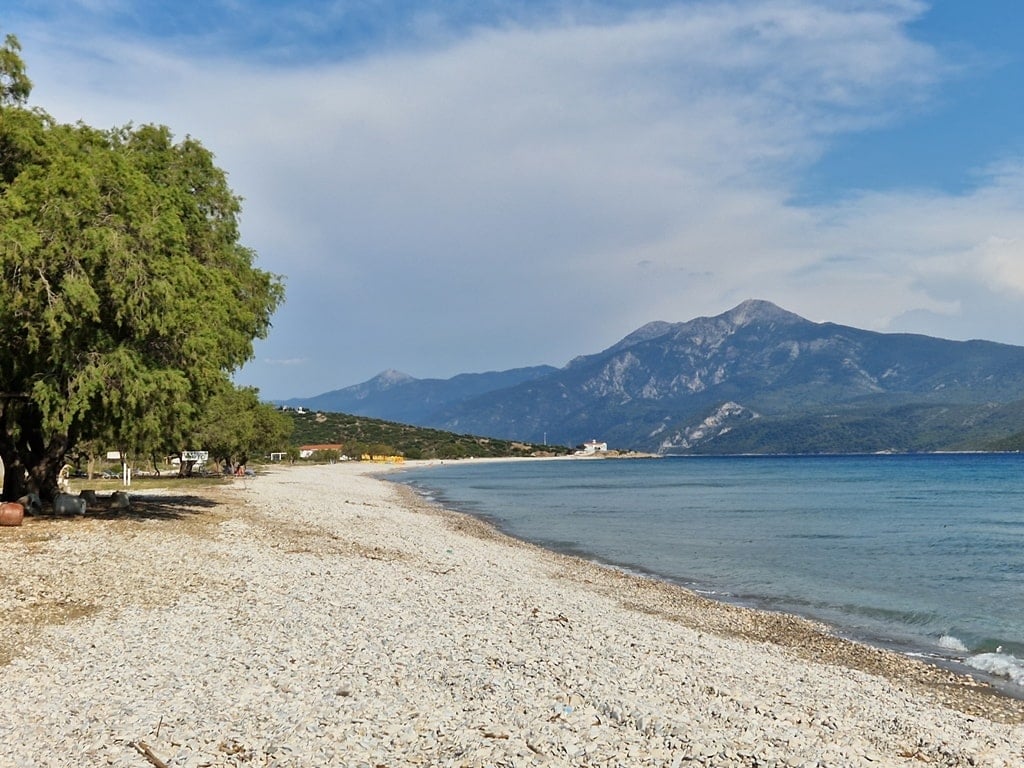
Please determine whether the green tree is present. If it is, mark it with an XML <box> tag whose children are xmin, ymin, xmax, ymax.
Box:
<box><xmin>0</xmin><ymin>38</ymin><xmax>284</xmax><ymax>500</ymax></box>
<box><xmin>189</xmin><ymin>385</ymin><xmax>292</xmax><ymax>473</ymax></box>
<box><xmin>308</xmin><ymin>449</ymin><xmax>341</xmax><ymax>463</ymax></box>
<box><xmin>0</xmin><ymin>34</ymin><xmax>31</xmax><ymax>106</ymax></box>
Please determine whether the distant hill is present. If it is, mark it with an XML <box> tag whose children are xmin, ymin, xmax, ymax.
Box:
<box><xmin>285</xmin><ymin>410</ymin><xmax>569</xmax><ymax>460</ymax></box>
<box><xmin>278</xmin><ymin>365</ymin><xmax>557</xmax><ymax>425</ymax></box>
<box><xmin>286</xmin><ymin>300</ymin><xmax>1024</xmax><ymax>454</ymax></box>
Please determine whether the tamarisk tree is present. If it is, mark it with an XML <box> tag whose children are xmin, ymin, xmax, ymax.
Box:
<box><xmin>0</xmin><ymin>36</ymin><xmax>284</xmax><ymax>500</ymax></box>
<box><xmin>187</xmin><ymin>384</ymin><xmax>293</xmax><ymax>474</ymax></box>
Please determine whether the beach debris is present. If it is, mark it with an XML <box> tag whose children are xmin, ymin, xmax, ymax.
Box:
<box><xmin>133</xmin><ymin>741</ymin><xmax>169</xmax><ymax>768</ymax></box>
<box><xmin>110</xmin><ymin>490</ymin><xmax>131</xmax><ymax>512</ymax></box>
<box><xmin>52</xmin><ymin>492</ymin><xmax>86</xmax><ymax>516</ymax></box>
<box><xmin>0</xmin><ymin>501</ymin><xmax>25</xmax><ymax>526</ymax></box>
<box><xmin>16</xmin><ymin>492</ymin><xmax>42</xmax><ymax>516</ymax></box>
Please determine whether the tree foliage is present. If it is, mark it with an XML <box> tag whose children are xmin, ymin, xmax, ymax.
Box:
<box><xmin>189</xmin><ymin>385</ymin><xmax>292</xmax><ymax>473</ymax></box>
<box><xmin>0</xmin><ymin>34</ymin><xmax>31</xmax><ymax>106</ymax></box>
<box><xmin>0</xmin><ymin>36</ymin><xmax>284</xmax><ymax>499</ymax></box>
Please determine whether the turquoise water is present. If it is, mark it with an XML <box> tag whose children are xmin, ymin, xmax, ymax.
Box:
<box><xmin>398</xmin><ymin>454</ymin><xmax>1024</xmax><ymax>694</ymax></box>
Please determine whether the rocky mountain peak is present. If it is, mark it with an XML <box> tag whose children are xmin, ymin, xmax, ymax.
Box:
<box><xmin>603</xmin><ymin>321</ymin><xmax>677</xmax><ymax>355</ymax></box>
<box><xmin>372</xmin><ymin>369</ymin><xmax>416</xmax><ymax>387</ymax></box>
<box><xmin>722</xmin><ymin>299</ymin><xmax>806</xmax><ymax>328</ymax></box>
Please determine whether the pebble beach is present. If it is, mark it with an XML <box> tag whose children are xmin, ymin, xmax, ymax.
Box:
<box><xmin>1</xmin><ymin>462</ymin><xmax>1023</xmax><ymax>767</ymax></box>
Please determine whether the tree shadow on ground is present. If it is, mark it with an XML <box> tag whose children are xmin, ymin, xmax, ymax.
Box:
<box><xmin>27</xmin><ymin>493</ymin><xmax>223</xmax><ymax>523</ymax></box>
<box><xmin>100</xmin><ymin>494</ymin><xmax>222</xmax><ymax>520</ymax></box>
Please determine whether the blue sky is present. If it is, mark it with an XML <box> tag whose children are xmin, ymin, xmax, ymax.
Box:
<box><xmin>5</xmin><ymin>1</ymin><xmax>1024</xmax><ymax>399</ymax></box>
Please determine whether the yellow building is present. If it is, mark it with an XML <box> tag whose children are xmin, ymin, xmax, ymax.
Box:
<box><xmin>360</xmin><ymin>454</ymin><xmax>405</xmax><ymax>463</ymax></box>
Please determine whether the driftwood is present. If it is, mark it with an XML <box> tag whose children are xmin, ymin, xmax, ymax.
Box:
<box><xmin>133</xmin><ymin>741</ymin><xmax>169</xmax><ymax>768</ymax></box>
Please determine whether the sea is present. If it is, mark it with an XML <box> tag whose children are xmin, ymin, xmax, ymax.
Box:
<box><xmin>397</xmin><ymin>453</ymin><xmax>1024</xmax><ymax>697</ymax></box>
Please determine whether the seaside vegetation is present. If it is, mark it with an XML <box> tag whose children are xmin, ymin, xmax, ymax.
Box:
<box><xmin>285</xmin><ymin>410</ymin><xmax>570</xmax><ymax>461</ymax></box>
<box><xmin>0</xmin><ymin>34</ymin><xmax>284</xmax><ymax>500</ymax></box>
<box><xmin>187</xmin><ymin>386</ymin><xmax>293</xmax><ymax>471</ymax></box>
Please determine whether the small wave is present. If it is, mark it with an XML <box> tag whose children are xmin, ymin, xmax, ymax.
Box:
<box><xmin>965</xmin><ymin>651</ymin><xmax>1024</xmax><ymax>687</ymax></box>
<box><xmin>937</xmin><ymin>635</ymin><xmax>970</xmax><ymax>654</ymax></box>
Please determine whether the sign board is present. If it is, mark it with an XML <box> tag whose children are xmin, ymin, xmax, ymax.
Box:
<box><xmin>106</xmin><ymin>451</ymin><xmax>122</xmax><ymax>460</ymax></box>
<box><xmin>181</xmin><ymin>450</ymin><xmax>209</xmax><ymax>462</ymax></box>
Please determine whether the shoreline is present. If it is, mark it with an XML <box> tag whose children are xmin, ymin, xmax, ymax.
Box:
<box><xmin>386</xmin><ymin>468</ymin><xmax>1024</xmax><ymax>720</ymax></box>
<box><xmin>395</xmin><ymin>455</ymin><xmax>1024</xmax><ymax>701</ymax></box>
<box><xmin>2</xmin><ymin>463</ymin><xmax>1022</xmax><ymax>766</ymax></box>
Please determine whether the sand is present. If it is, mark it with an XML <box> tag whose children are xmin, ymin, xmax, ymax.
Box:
<box><xmin>0</xmin><ymin>461</ymin><xmax>1022</xmax><ymax>767</ymax></box>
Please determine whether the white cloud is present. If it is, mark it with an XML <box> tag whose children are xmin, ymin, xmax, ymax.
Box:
<box><xmin>968</xmin><ymin>236</ymin><xmax>1024</xmax><ymax>297</ymax></box>
<box><xmin>12</xmin><ymin>1</ymin><xmax>1024</xmax><ymax>397</ymax></box>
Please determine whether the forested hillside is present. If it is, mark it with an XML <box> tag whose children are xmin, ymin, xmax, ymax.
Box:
<box><xmin>286</xmin><ymin>411</ymin><xmax>568</xmax><ymax>460</ymax></box>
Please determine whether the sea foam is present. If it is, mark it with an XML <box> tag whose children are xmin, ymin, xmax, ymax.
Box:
<box><xmin>965</xmin><ymin>651</ymin><xmax>1024</xmax><ymax>687</ymax></box>
<box><xmin>937</xmin><ymin>635</ymin><xmax>970</xmax><ymax>653</ymax></box>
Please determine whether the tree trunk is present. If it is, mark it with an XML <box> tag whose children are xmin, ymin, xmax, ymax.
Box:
<box><xmin>0</xmin><ymin>404</ymin><xmax>69</xmax><ymax>502</ymax></box>
<box><xmin>0</xmin><ymin>402</ymin><xmax>27</xmax><ymax>501</ymax></box>
<box><xmin>0</xmin><ymin>441</ymin><xmax>65</xmax><ymax>501</ymax></box>
<box><xmin>0</xmin><ymin>444</ymin><xmax>28</xmax><ymax>501</ymax></box>
<box><xmin>27</xmin><ymin>439</ymin><xmax>69</xmax><ymax>502</ymax></box>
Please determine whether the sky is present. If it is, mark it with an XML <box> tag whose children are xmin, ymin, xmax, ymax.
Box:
<box><xmin>5</xmin><ymin>0</ymin><xmax>1024</xmax><ymax>400</ymax></box>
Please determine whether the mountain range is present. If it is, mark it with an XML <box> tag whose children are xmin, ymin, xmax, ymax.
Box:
<box><xmin>280</xmin><ymin>300</ymin><xmax>1024</xmax><ymax>454</ymax></box>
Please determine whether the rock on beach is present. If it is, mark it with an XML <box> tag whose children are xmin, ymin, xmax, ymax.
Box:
<box><xmin>0</xmin><ymin>462</ymin><xmax>1022</xmax><ymax>767</ymax></box>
